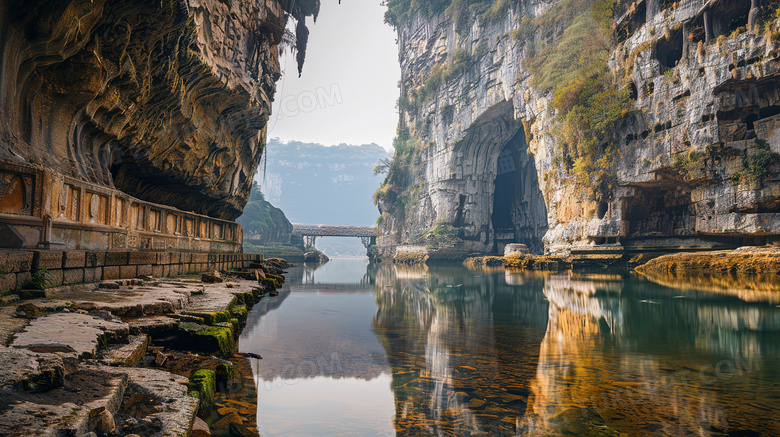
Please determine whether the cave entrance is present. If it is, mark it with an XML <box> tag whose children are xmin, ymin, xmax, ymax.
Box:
<box><xmin>490</xmin><ymin>129</ymin><xmax>547</xmax><ymax>254</ymax></box>
<box><xmin>656</xmin><ymin>28</ymin><xmax>683</xmax><ymax>71</ymax></box>
<box><xmin>711</xmin><ymin>0</ymin><xmax>751</xmax><ymax>38</ymax></box>
<box><xmin>623</xmin><ymin>184</ymin><xmax>693</xmax><ymax>239</ymax></box>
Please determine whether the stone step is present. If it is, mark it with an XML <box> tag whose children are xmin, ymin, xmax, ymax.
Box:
<box><xmin>98</xmin><ymin>366</ymin><xmax>199</xmax><ymax>437</ymax></box>
<box><xmin>100</xmin><ymin>335</ymin><xmax>150</xmax><ymax>367</ymax></box>
<box><xmin>49</xmin><ymin>284</ymin><xmax>191</xmax><ymax>317</ymax></box>
<box><xmin>182</xmin><ymin>283</ymin><xmax>242</xmax><ymax>320</ymax></box>
<box><xmin>10</xmin><ymin>313</ymin><xmax>129</xmax><ymax>359</ymax></box>
<box><xmin>0</xmin><ymin>346</ymin><xmax>66</xmax><ymax>394</ymax></box>
<box><xmin>0</xmin><ymin>367</ymin><xmax>127</xmax><ymax>437</ymax></box>
<box><xmin>126</xmin><ymin>316</ymin><xmax>179</xmax><ymax>336</ymax></box>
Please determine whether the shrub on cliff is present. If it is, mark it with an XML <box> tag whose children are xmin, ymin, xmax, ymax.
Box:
<box><xmin>522</xmin><ymin>0</ymin><xmax>631</xmax><ymax>193</ymax></box>
<box><xmin>384</xmin><ymin>0</ymin><xmax>513</xmax><ymax>28</ymax></box>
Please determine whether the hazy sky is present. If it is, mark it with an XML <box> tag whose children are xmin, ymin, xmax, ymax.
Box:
<box><xmin>266</xmin><ymin>0</ymin><xmax>400</xmax><ymax>150</ymax></box>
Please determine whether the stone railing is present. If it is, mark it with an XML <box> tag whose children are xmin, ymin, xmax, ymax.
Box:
<box><xmin>0</xmin><ymin>250</ymin><xmax>263</xmax><ymax>294</ymax></box>
<box><xmin>0</xmin><ymin>162</ymin><xmax>242</xmax><ymax>253</ymax></box>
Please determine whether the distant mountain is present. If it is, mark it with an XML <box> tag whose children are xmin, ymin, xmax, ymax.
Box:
<box><xmin>257</xmin><ymin>138</ymin><xmax>390</xmax><ymax>227</ymax></box>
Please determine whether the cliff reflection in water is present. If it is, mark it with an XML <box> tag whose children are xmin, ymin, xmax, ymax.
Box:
<box><xmin>244</xmin><ymin>260</ymin><xmax>780</xmax><ymax>436</ymax></box>
<box><xmin>522</xmin><ymin>273</ymin><xmax>780</xmax><ymax>436</ymax></box>
<box><xmin>373</xmin><ymin>266</ymin><xmax>780</xmax><ymax>436</ymax></box>
<box><xmin>372</xmin><ymin>264</ymin><xmax>549</xmax><ymax>435</ymax></box>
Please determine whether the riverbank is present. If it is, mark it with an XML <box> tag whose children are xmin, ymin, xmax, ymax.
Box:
<box><xmin>635</xmin><ymin>246</ymin><xmax>780</xmax><ymax>276</ymax></box>
<box><xmin>0</xmin><ymin>257</ymin><xmax>291</xmax><ymax>437</ymax></box>
<box><xmin>464</xmin><ymin>254</ymin><xmax>564</xmax><ymax>271</ymax></box>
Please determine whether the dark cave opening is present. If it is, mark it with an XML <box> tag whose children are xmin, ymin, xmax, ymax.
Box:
<box><xmin>623</xmin><ymin>185</ymin><xmax>693</xmax><ymax>238</ymax></box>
<box><xmin>711</xmin><ymin>0</ymin><xmax>751</xmax><ymax>39</ymax></box>
<box><xmin>616</xmin><ymin>0</ymin><xmax>646</xmax><ymax>44</ymax></box>
<box><xmin>597</xmin><ymin>201</ymin><xmax>609</xmax><ymax>220</ymax></box>
<box><xmin>656</xmin><ymin>29</ymin><xmax>683</xmax><ymax>71</ymax></box>
<box><xmin>490</xmin><ymin>129</ymin><xmax>548</xmax><ymax>254</ymax></box>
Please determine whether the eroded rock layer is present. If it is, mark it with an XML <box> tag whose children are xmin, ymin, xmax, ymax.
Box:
<box><xmin>378</xmin><ymin>0</ymin><xmax>780</xmax><ymax>257</ymax></box>
<box><xmin>0</xmin><ymin>0</ymin><xmax>318</xmax><ymax>221</ymax></box>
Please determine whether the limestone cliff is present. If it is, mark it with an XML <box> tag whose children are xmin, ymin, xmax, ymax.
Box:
<box><xmin>0</xmin><ymin>0</ymin><xmax>319</xmax><ymax>221</ymax></box>
<box><xmin>378</xmin><ymin>0</ymin><xmax>780</xmax><ymax>258</ymax></box>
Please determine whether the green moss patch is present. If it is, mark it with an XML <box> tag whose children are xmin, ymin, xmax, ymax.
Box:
<box><xmin>215</xmin><ymin>362</ymin><xmax>236</xmax><ymax>384</ymax></box>
<box><xmin>230</xmin><ymin>304</ymin><xmax>248</xmax><ymax>324</ymax></box>
<box><xmin>178</xmin><ymin>323</ymin><xmax>235</xmax><ymax>357</ymax></box>
<box><xmin>189</xmin><ymin>369</ymin><xmax>216</xmax><ymax>418</ymax></box>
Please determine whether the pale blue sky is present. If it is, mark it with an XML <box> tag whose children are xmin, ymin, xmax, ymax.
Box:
<box><xmin>267</xmin><ymin>0</ymin><xmax>400</xmax><ymax>150</ymax></box>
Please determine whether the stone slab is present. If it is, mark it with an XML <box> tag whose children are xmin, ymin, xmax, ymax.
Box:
<box><xmin>126</xmin><ymin>316</ymin><xmax>179</xmax><ymax>335</ymax></box>
<box><xmin>101</xmin><ymin>335</ymin><xmax>150</xmax><ymax>367</ymax></box>
<box><xmin>183</xmin><ymin>285</ymin><xmax>239</xmax><ymax>316</ymax></box>
<box><xmin>84</xmin><ymin>267</ymin><xmax>102</xmax><ymax>283</ymax></box>
<box><xmin>105</xmin><ymin>252</ymin><xmax>128</xmax><ymax>266</ymax></box>
<box><xmin>0</xmin><ymin>368</ymin><xmax>127</xmax><ymax>437</ymax></box>
<box><xmin>137</xmin><ymin>264</ymin><xmax>153</xmax><ymax>277</ymax></box>
<box><xmin>0</xmin><ymin>346</ymin><xmax>65</xmax><ymax>392</ymax></box>
<box><xmin>86</xmin><ymin>251</ymin><xmax>105</xmax><ymax>268</ymax></box>
<box><xmin>5</xmin><ymin>251</ymin><xmax>33</xmax><ymax>273</ymax></box>
<box><xmin>128</xmin><ymin>252</ymin><xmax>157</xmax><ymax>265</ymax></box>
<box><xmin>62</xmin><ymin>251</ymin><xmax>86</xmax><ymax>269</ymax></box>
<box><xmin>32</xmin><ymin>251</ymin><xmax>63</xmax><ymax>270</ymax></box>
<box><xmin>63</xmin><ymin>268</ymin><xmax>84</xmax><ymax>285</ymax></box>
<box><xmin>11</xmin><ymin>313</ymin><xmax>129</xmax><ymax>359</ymax></box>
<box><xmin>103</xmin><ymin>266</ymin><xmax>120</xmax><ymax>280</ymax></box>
<box><xmin>120</xmin><ymin>265</ymin><xmax>137</xmax><ymax>279</ymax></box>
<box><xmin>99</xmin><ymin>366</ymin><xmax>199</xmax><ymax>437</ymax></box>
<box><xmin>51</xmin><ymin>285</ymin><xmax>190</xmax><ymax>317</ymax></box>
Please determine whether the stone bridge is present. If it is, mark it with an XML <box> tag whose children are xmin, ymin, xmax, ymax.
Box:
<box><xmin>292</xmin><ymin>224</ymin><xmax>377</xmax><ymax>249</ymax></box>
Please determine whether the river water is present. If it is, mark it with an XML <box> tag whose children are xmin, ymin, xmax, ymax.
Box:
<box><xmin>238</xmin><ymin>258</ymin><xmax>780</xmax><ymax>436</ymax></box>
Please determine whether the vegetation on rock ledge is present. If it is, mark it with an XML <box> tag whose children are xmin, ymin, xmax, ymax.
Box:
<box><xmin>384</xmin><ymin>0</ymin><xmax>512</xmax><ymax>29</ymax></box>
<box><xmin>522</xmin><ymin>0</ymin><xmax>632</xmax><ymax>195</ymax></box>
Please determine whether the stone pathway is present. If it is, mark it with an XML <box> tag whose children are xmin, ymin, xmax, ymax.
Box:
<box><xmin>0</xmin><ymin>260</ymin><xmax>286</xmax><ymax>437</ymax></box>
<box><xmin>11</xmin><ymin>313</ymin><xmax>129</xmax><ymax>359</ymax></box>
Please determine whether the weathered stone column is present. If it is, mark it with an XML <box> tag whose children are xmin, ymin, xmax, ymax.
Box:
<box><xmin>748</xmin><ymin>0</ymin><xmax>762</xmax><ymax>33</ymax></box>
<box><xmin>704</xmin><ymin>8</ymin><xmax>713</xmax><ymax>43</ymax></box>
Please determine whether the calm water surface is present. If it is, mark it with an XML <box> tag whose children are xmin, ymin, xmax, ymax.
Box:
<box><xmin>239</xmin><ymin>259</ymin><xmax>780</xmax><ymax>436</ymax></box>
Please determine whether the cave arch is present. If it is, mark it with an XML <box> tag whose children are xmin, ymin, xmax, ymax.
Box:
<box><xmin>444</xmin><ymin>100</ymin><xmax>548</xmax><ymax>254</ymax></box>
<box><xmin>489</xmin><ymin>129</ymin><xmax>548</xmax><ymax>254</ymax></box>
<box><xmin>656</xmin><ymin>28</ymin><xmax>683</xmax><ymax>71</ymax></box>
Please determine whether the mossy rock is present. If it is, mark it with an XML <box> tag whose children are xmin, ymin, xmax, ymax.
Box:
<box><xmin>235</xmin><ymin>292</ymin><xmax>256</xmax><ymax>306</ymax></box>
<box><xmin>15</xmin><ymin>303</ymin><xmax>46</xmax><ymax>319</ymax></box>
<box><xmin>215</xmin><ymin>321</ymin><xmax>239</xmax><ymax>339</ymax></box>
<box><xmin>178</xmin><ymin>323</ymin><xmax>235</xmax><ymax>357</ymax></box>
<box><xmin>199</xmin><ymin>310</ymin><xmax>231</xmax><ymax>325</ymax></box>
<box><xmin>260</xmin><ymin>274</ymin><xmax>284</xmax><ymax>290</ymax></box>
<box><xmin>215</xmin><ymin>362</ymin><xmax>236</xmax><ymax>384</ymax></box>
<box><xmin>189</xmin><ymin>369</ymin><xmax>216</xmax><ymax>418</ymax></box>
<box><xmin>229</xmin><ymin>304</ymin><xmax>248</xmax><ymax>323</ymax></box>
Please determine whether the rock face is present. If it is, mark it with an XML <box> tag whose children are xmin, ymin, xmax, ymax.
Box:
<box><xmin>237</xmin><ymin>183</ymin><xmax>294</xmax><ymax>245</ymax></box>
<box><xmin>378</xmin><ymin>0</ymin><xmax>780</xmax><ymax>257</ymax></box>
<box><xmin>0</xmin><ymin>0</ymin><xmax>319</xmax><ymax>221</ymax></box>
